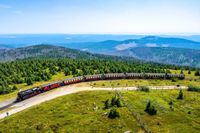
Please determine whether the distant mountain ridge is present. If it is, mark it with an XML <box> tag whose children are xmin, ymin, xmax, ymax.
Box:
<box><xmin>1</xmin><ymin>35</ymin><xmax>200</xmax><ymax>51</ymax></box>
<box><xmin>64</xmin><ymin>36</ymin><xmax>200</xmax><ymax>53</ymax></box>
<box><xmin>115</xmin><ymin>47</ymin><xmax>200</xmax><ymax>67</ymax></box>
<box><xmin>0</xmin><ymin>45</ymin><xmax>99</xmax><ymax>61</ymax></box>
<box><xmin>0</xmin><ymin>44</ymin><xmax>140</xmax><ymax>62</ymax></box>
<box><xmin>1</xmin><ymin>34</ymin><xmax>200</xmax><ymax>48</ymax></box>
<box><xmin>60</xmin><ymin>36</ymin><xmax>200</xmax><ymax>67</ymax></box>
<box><xmin>132</xmin><ymin>36</ymin><xmax>200</xmax><ymax>48</ymax></box>
<box><xmin>0</xmin><ymin>36</ymin><xmax>200</xmax><ymax>67</ymax></box>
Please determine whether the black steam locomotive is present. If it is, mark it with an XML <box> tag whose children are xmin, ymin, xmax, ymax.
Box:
<box><xmin>17</xmin><ymin>73</ymin><xmax>184</xmax><ymax>101</ymax></box>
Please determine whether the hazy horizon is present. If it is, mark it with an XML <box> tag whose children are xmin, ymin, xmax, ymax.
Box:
<box><xmin>0</xmin><ymin>33</ymin><xmax>200</xmax><ymax>36</ymax></box>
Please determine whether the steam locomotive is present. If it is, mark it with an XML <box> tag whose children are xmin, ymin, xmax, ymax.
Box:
<box><xmin>17</xmin><ymin>73</ymin><xmax>184</xmax><ymax>101</ymax></box>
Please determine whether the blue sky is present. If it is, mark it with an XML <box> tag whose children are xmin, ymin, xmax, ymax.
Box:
<box><xmin>0</xmin><ymin>0</ymin><xmax>200</xmax><ymax>34</ymax></box>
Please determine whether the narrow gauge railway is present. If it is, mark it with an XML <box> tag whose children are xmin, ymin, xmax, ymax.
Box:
<box><xmin>17</xmin><ymin>73</ymin><xmax>184</xmax><ymax>101</ymax></box>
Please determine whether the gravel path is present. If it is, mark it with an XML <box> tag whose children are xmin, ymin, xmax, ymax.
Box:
<box><xmin>0</xmin><ymin>85</ymin><xmax>187</xmax><ymax>120</ymax></box>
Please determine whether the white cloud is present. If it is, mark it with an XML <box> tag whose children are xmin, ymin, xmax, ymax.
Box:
<box><xmin>115</xmin><ymin>43</ymin><xmax>137</xmax><ymax>51</ymax></box>
<box><xmin>0</xmin><ymin>4</ymin><xmax>11</xmax><ymax>9</ymax></box>
<box><xmin>146</xmin><ymin>43</ymin><xmax>157</xmax><ymax>47</ymax></box>
<box><xmin>81</xmin><ymin>48</ymin><xmax>89</xmax><ymax>51</ymax></box>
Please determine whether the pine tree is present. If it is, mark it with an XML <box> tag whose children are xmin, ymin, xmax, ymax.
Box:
<box><xmin>144</xmin><ymin>101</ymin><xmax>151</xmax><ymax>112</ymax></box>
<box><xmin>180</xmin><ymin>70</ymin><xmax>184</xmax><ymax>74</ymax></box>
<box><xmin>168</xmin><ymin>100</ymin><xmax>173</xmax><ymax>106</ymax></box>
<box><xmin>144</xmin><ymin>101</ymin><xmax>157</xmax><ymax>115</ymax></box>
<box><xmin>26</xmin><ymin>78</ymin><xmax>33</xmax><ymax>85</ymax></box>
<box><xmin>64</xmin><ymin>68</ymin><xmax>71</xmax><ymax>76</ymax></box>
<box><xmin>188</xmin><ymin>70</ymin><xmax>191</xmax><ymax>74</ymax></box>
<box><xmin>177</xmin><ymin>90</ymin><xmax>184</xmax><ymax>100</ymax></box>
<box><xmin>195</xmin><ymin>70</ymin><xmax>200</xmax><ymax>76</ymax></box>
<box><xmin>12</xmin><ymin>85</ymin><xmax>18</xmax><ymax>91</ymax></box>
<box><xmin>108</xmin><ymin>108</ymin><xmax>120</xmax><ymax>119</ymax></box>
<box><xmin>116</xmin><ymin>98</ymin><xmax>123</xmax><ymax>107</ymax></box>
<box><xmin>104</xmin><ymin>99</ymin><xmax>110</xmax><ymax>109</ymax></box>
<box><xmin>111</xmin><ymin>95</ymin><xmax>117</xmax><ymax>106</ymax></box>
<box><xmin>148</xmin><ymin>105</ymin><xmax>157</xmax><ymax>115</ymax></box>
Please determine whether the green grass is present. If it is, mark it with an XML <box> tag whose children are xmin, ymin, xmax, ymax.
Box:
<box><xmin>0</xmin><ymin>90</ymin><xmax>199</xmax><ymax>133</ymax></box>
<box><xmin>123</xmin><ymin>90</ymin><xmax>200</xmax><ymax>133</ymax></box>
<box><xmin>0</xmin><ymin>91</ymin><xmax>142</xmax><ymax>133</ymax></box>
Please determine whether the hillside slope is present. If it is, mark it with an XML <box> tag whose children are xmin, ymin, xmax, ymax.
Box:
<box><xmin>0</xmin><ymin>90</ymin><xmax>199</xmax><ymax>133</ymax></box>
<box><xmin>0</xmin><ymin>45</ymin><xmax>100</xmax><ymax>62</ymax></box>
<box><xmin>0</xmin><ymin>44</ymin><xmax>145</xmax><ymax>63</ymax></box>
<box><xmin>116</xmin><ymin>47</ymin><xmax>200</xmax><ymax>67</ymax></box>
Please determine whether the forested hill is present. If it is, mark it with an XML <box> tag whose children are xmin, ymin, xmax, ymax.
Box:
<box><xmin>0</xmin><ymin>57</ymin><xmax>182</xmax><ymax>94</ymax></box>
<box><xmin>116</xmin><ymin>47</ymin><xmax>200</xmax><ymax>68</ymax></box>
<box><xmin>0</xmin><ymin>44</ymin><xmax>144</xmax><ymax>63</ymax></box>
<box><xmin>0</xmin><ymin>45</ymin><xmax>100</xmax><ymax>62</ymax></box>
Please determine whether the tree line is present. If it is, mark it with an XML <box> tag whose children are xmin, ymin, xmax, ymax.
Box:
<box><xmin>0</xmin><ymin>58</ymin><xmax>194</xmax><ymax>94</ymax></box>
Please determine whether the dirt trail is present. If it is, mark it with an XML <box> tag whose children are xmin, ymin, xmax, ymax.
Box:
<box><xmin>0</xmin><ymin>85</ymin><xmax>187</xmax><ymax>120</ymax></box>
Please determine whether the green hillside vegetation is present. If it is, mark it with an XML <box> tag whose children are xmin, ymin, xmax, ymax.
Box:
<box><xmin>117</xmin><ymin>47</ymin><xmax>200</xmax><ymax>67</ymax></box>
<box><xmin>0</xmin><ymin>90</ymin><xmax>199</xmax><ymax>133</ymax></box>
<box><xmin>0</xmin><ymin>56</ymin><xmax>180</xmax><ymax>95</ymax></box>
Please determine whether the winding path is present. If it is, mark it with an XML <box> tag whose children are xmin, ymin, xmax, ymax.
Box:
<box><xmin>0</xmin><ymin>85</ymin><xmax>187</xmax><ymax>120</ymax></box>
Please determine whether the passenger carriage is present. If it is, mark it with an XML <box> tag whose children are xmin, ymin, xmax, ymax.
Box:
<box><xmin>126</xmin><ymin>73</ymin><xmax>144</xmax><ymax>79</ymax></box>
<box><xmin>104</xmin><ymin>73</ymin><xmax>125</xmax><ymax>79</ymax></box>
<box><xmin>63</xmin><ymin>76</ymin><xmax>84</xmax><ymax>85</ymax></box>
<box><xmin>41</xmin><ymin>81</ymin><xmax>62</xmax><ymax>92</ymax></box>
<box><xmin>84</xmin><ymin>74</ymin><xmax>102</xmax><ymax>81</ymax></box>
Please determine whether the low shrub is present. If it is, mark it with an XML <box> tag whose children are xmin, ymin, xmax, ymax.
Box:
<box><xmin>171</xmin><ymin>78</ymin><xmax>177</xmax><ymax>82</ymax></box>
<box><xmin>111</xmin><ymin>95</ymin><xmax>123</xmax><ymax>107</ymax></box>
<box><xmin>188</xmin><ymin>86</ymin><xmax>200</xmax><ymax>92</ymax></box>
<box><xmin>177</xmin><ymin>90</ymin><xmax>184</xmax><ymax>100</ymax></box>
<box><xmin>168</xmin><ymin>100</ymin><xmax>173</xmax><ymax>106</ymax></box>
<box><xmin>104</xmin><ymin>95</ymin><xmax>123</xmax><ymax>109</ymax></box>
<box><xmin>104</xmin><ymin>99</ymin><xmax>110</xmax><ymax>109</ymax></box>
<box><xmin>195</xmin><ymin>71</ymin><xmax>200</xmax><ymax>76</ymax></box>
<box><xmin>144</xmin><ymin>101</ymin><xmax>157</xmax><ymax>115</ymax></box>
<box><xmin>108</xmin><ymin>108</ymin><xmax>120</xmax><ymax>119</ymax></box>
<box><xmin>137</xmin><ymin>86</ymin><xmax>150</xmax><ymax>92</ymax></box>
